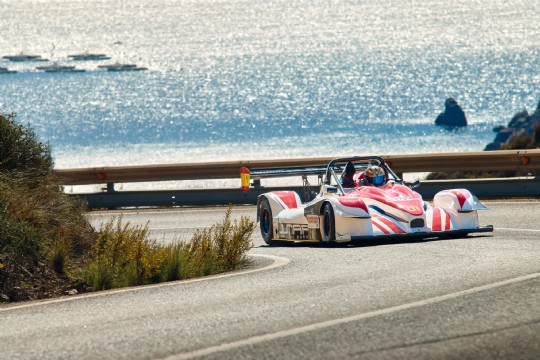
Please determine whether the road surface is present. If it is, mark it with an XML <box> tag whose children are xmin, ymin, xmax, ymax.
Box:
<box><xmin>1</xmin><ymin>201</ymin><xmax>539</xmax><ymax>359</ymax></box>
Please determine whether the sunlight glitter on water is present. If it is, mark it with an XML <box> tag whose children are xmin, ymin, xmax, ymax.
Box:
<box><xmin>1</xmin><ymin>0</ymin><xmax>539</xmax><ymax>175</ymax></box>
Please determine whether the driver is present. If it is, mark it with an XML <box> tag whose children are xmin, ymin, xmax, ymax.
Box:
<box><xmin>340</xmin><ymin>161</ymin><xmax>358</xmax><ymax>188</ymax></box>
<box><xmin>362</xmin><ymin>165</ymin><xmax>386</xmax><ymax>187</ymax></box>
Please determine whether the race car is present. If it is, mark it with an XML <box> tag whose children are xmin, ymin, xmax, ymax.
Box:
<box><xmin>242</xmin><ymin>156</ymin><xmax>493</xmax><ymax>245</ymax></box>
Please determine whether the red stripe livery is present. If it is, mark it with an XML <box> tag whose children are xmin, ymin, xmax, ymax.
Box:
<box><xmin>432</xmin><ymin>208</ymin><xmax>451</xmax><ymax>231</ymax></box>
<box><xmin>372</xmin><ymin>215</ymin><xmax>406</xmax><ymax>234</ymax></box>
<box><xmin>274</xmin><ymin>191</ymin><xmax>298</xmax><ymax>209</ymax></box>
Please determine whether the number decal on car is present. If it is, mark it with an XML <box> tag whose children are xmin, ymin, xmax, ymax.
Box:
<box><xmin>406</xmin><ymin>206</ymin><xmax>422</xmax><ymax>214</ymax></box>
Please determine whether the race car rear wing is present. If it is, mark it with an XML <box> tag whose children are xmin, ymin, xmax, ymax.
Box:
<box><xmin>240</xmin><ymin>165</ymin><xmax>327</xmax><ymax>192</ymax></box>
<box><xmin>246</xmin><ymin>166</ymin><xmax>328</xmax><ymax>179</ymax></box>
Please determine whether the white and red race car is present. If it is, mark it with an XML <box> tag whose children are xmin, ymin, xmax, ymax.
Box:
<box><xmin>243</xmin><ymin>156</ymin><xmax>493</xmax><ymax>245</ymax></box>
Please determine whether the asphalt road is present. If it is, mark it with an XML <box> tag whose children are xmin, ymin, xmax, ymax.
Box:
<box><xmin>1</xmin><ymin>201</ymin><xmax>539</xmax><ymax>359</ymax></box>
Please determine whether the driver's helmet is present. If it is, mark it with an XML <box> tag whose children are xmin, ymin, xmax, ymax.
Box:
<box><xmin>364</xmin><ymin>165</ymin><xmax>386</xmax><ymax>186</ymax></box>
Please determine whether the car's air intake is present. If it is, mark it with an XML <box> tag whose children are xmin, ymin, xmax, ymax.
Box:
<box><xmin>410</xmin><ymin>218</ymin><xmax>425</xmax><ymax>228</ymax></box>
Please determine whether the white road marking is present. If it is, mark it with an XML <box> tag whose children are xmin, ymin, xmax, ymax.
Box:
<box><xmin>85</xmin><ymin>206</ymin><xmax>255</xmax><ymax>217</ymax></box>
<box><xmin>148</xmin><ymin>227</ymin><xmax>208</xmax><ymax>231</ymax></box>
<box><xmin>496</xmin><ymin>227</ymin><xmax>540</xmax><ymax>232</ymax></box>
<box><xmin>164</xmin><ymin>272</ymin><xmax>540</xmax><ymax>360</ymax></box>
<box><xmin>0</xmin><ymin>254</ymin><xmax>289</xmax><ymax>312</ymax></box>
<box><xmin>484</xmin><ymin>200</ymin><xmax>540</xmax><ymax>205</ymax></box>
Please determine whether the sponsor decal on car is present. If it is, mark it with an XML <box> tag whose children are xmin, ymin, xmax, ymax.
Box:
<box><xmin>307</xmin><ymin>215</ymin><xmax>320</xmax><ymax>229</ymax></box>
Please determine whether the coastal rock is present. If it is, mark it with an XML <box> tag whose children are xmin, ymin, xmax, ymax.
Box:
<box><xmin>508</xmin><ymin>110</ymin><xmax>529</xmax><ymax>128</ymax></box>
<box><xmin>484</xmin><ymin>98</ymin><xmax>540</xmax><ymax>151</ymax></box>
<box><xmin>492</xmin><ymin>127</ymin><xmax>514</xmax><ymax>143</ymax></box>
<box><xmin>435</xmin><ymin>98</ymin><xmax>468</xmax><ymax>128</ymax></box>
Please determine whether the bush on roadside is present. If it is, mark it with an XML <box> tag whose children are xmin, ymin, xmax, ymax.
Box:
<box><xmin>84</xmin><ymin>207</ymin><xmax>255</xmax><ymax>291</ymax></box>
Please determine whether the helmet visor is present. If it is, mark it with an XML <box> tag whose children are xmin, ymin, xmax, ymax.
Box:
<box><xmin>372</xmin><ymin>174</ymin><xmax>385</xmax><ymax>186</ymax></box>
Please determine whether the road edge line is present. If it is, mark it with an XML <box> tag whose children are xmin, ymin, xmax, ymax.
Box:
<box><xmin>0</xmin><ymin>253</ymin><xmax>289</xmax><ymax>312</ymax></box>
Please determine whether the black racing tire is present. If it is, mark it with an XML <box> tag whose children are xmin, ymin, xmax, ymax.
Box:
<box><xmin>259</xmin><ymin>198</ymin><xmax>274</xmax><ymax>245</ymax></box>
<box><xmin>322</xmin><ymin>202</ymin><xmax>336</xmax><ymax>243</ymax></box>
<box><xmin>259</xmin><ymin>198</ymin><xmax>292</xmax><ymax>246</ymax></box>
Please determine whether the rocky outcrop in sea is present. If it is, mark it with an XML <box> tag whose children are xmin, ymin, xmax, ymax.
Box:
<box><xmin>435</xmin><ymin>98</ymin><xmax>468</xmax><ymax>128</ymax></box>
<box><xmin>484</xmin><ymin>99</ymin><xmax>540</xmax><ymax>151</ymax></box>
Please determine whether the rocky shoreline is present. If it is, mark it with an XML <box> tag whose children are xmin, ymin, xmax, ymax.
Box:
<box><xmin>435</xmin><ymin>97</ymin><xmax>540</xmax><ymax>151</ymax></box>
<box><xmin>484</xmin><ymin>98</ymin><xmax>540</xmax><ymax>151</ymax></box>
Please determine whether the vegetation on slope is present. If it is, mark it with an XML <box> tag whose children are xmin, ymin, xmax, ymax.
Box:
<box><xmin>0</xmin><ymin>113</ymin><xmax>254</xmax><ymax>302</ymax></box>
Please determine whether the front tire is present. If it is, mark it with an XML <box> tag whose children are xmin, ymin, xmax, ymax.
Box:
<box><xmin>259</xmin><ymin>198</ymin><xmax>274</xmax><ymax>245</ymax></box>
<box><xmin>259</xmin><ymin>198</ymin><xmax>293</xmax><ymax>246</ymax></box>
<box><xmin>322</xmin><ymin>202</ymin><xmax>336</xmax><ymax>243</ymax></box>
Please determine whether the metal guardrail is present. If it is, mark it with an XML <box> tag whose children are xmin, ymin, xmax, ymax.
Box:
<box><xmin>54</xmin><ymin>149</ymin><xmax>540</xmax><ymax>186</ymax></box>
<box><xmin>74</xmin><ymin>177</ymin><xmax>540</xmax><ymax>208</ymax></box>
<box><xmin>54</xmin><ymin>150</ymin><xmax>540</xmax><ymax>207</ymax></box>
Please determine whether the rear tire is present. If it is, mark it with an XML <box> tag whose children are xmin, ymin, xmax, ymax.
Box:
<box><xmin>322</xmin><ymin>202</ymin><xmax>336</xmax><ymax>243</ymax></box>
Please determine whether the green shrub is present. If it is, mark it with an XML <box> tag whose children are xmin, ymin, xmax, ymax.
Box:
<box><xmin>83</xmin><ymin>217</ymin><xmax>165</xmax><ymax>290</ymax></box>
<box><xmin>85</xmin><ymin>262</ymin><xmax>114</xmax><ymax>291</ymax></box>
<box><xmin>84</xmin><ymin>207</ymin><xmax>255</xmax><ymax>291</ymax></box>
<box><xmin>159</xmin><ymin>243</ymin><xmax>188</xmax><ymax>282</ymax></box>
<box><xmin>175</xmin><ymin>206</ymin><xmax>255</xmax><ymax>278</ymax></box>
<box><xmin>0</xmin><ymin>113</ymin><xmax>52</xmax><ymax>178</ymax></box>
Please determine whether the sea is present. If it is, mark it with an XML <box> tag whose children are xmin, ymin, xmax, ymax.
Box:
<box><xmin>1</xmin><ymin>0</ymin><xmax>539</xmax><ymax>189</ymax></box>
